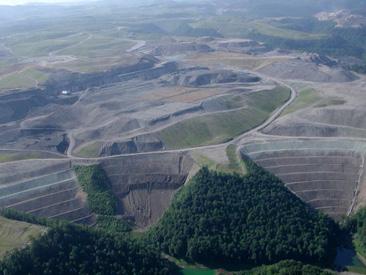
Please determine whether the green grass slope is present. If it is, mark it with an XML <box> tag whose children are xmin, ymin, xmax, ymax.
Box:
<box><xmin>283</xmin><ymin>88</ymin><xmax>321</xmax><ymax>115</ymax></box>
<box><xmin>158</xmin><ymin>108</ymin><xmax>267</xmax><ymax>149</ymax></box>
<box><xmin>0</xmin><ymin>216</ymin><xmax>45</xmax><ymax>258</ymax></box>
<box><xmin>148</xmin><ymin>160</ymin><xmax>337</xmax><ymax>267</ymax></box>
<box><xmin>158</xmin><ymin>87</ymin><xmax>290</xmax><ymax>149</ymax></box>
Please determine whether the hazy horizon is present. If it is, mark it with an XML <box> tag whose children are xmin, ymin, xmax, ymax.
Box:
<box><xmin>0</xmin><ymin>0</ymin><xmax>88</xmax><ymax>5</ymax></box>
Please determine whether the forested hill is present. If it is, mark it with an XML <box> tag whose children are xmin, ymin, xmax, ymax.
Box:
<box><xmin>148</xmin><ymin>161</ymin><xmax>338</xmax><ymax>267</ymax></box>
<box><xmin>0</xmin><ymin>224</ymin><xmax>175</xmax><ymax>275</ymax></box>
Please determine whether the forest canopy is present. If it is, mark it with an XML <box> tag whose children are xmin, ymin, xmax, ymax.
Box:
<box><xmin>0</xmin><ymin>224</ymin><xmax>174</xmax><ymax>275</ymax></box>
<box><xmin>148</xmin><ymin>162</ymin><xmax>338</xmax><ymax>267</ymax></box>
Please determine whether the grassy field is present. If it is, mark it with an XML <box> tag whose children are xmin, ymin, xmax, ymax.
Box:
<box><xmin>58</xmin><ymin>34</ymin><xmax>135</xmax><ymax>58</ymax></box>
<box><xmin>0</xmin><ymin>68</ymin><xmax>50</xmax><ymax>91</ymax></box>
<box><xmin>157</xmin><ymin>86</ymin><xmax>290</xmax><ymax>149</ymax></box>
<box><xmin>283</xmin><ymin>88</ymin><xmax>347</xmax><ymax>115</ymax></box>
<box><xmin>0</xmin><ymin>26</ymin><xmax>137</xmax><ymax>88</ymax></box>
<box><xmin>251</xmin><ymin>21</ymin><xmax>326</xmax><ymax>40</ymax></box>
<box><xmin>192</xmin><ymin>16</ymin><xmax>251</xmax><ymax>38</ymax></box>
<box><xmin>75</xmin><ymin>142</ymin><xmax>102</xmax><ymax>158</ymax></box>
<box><xmin>158</xmin><ymin>107</ymin><xmax>267</xmax><ymax>149</ymax></box>
<box><xmin>5</xmin><ymin>32</ymin><xmax>89</xmax><ymax>58</ymax></box>
<box><xmin>246</xmin><ymin>86</ymin><xmax>291</xmax><ymax>113</ymax></box>
<box><xmin>283</xmin><ymin>88</ymin><xmax>320</xmax><ymax>115</ymax></box>
<box><xmin>0</xmin><ymin>216</ymin><xmax>45</xmax><ymax>258</ymax></box>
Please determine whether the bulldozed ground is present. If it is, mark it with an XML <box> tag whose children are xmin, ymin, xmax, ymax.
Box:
<box><xmin>0</xmin><ymin>1</ymin><xmax>366</xmax><ymax>239</ymax></box>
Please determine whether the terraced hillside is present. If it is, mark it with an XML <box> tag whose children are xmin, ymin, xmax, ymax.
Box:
<box><xmin>241</xmin><ymin>139</ymin><xmax>366</xmax><ymax>220</ymax></box>
<box><xmin>0</xmin><ymin>152</ymin><xmax>193</xmax><ymax>229</ymax></box>
<box><xmin>0</xmin><ymin>159</ymin><xmax>93</xmax><ymax>224</ymax></box>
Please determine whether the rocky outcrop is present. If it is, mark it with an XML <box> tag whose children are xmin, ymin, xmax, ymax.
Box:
<box><xmin>163</xmin><ymin>69</ymin><xmax>260</xmax><ymax>87</ymax></box>
<box><xmin>152</xmin><ymin>42</ymin><xmax>214</xmax><ymax>56</ymax></box>
<box><xmin>300</xmin><ymin>53</ymin><xmax>337</xmax><ymax>67</ymax></box>
<box><xmin>99</xmin><ymin>135</ymin><xmax>164</xmax><ymax>156</ymax></box>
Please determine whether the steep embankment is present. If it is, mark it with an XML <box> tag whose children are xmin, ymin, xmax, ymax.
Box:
<box><xmin>0</xmin><ymin>159</ymin><xmax>93</xmax><ymax>224</ymax></box>
<box><xmin>97</xmin><ymin>152</ymin><xmax>193</xmax><ymax>228</ymax></box>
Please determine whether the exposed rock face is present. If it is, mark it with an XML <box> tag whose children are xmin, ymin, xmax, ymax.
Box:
<box><xmin>152</xmin><ymin>42</ymin><xmax>214</xmax><ymax>56</ymax></box>
<box><xmin>0</xmin><ymin>126</ymin><xmax>70</xmax><ymax>154</ymax></box>
<box><xmin>99</xmin><ymin>135</ymin><xmax>164</xmax><ymax>156</ymax></box>
<box><xmin>316</xmin><ymin>9</ymin><xmax>366</xmax><ymax>28</ymax></box>
<box><xmin>99</xmin><ymin>152</ymin><xmax>194</xmax><ymax>228</ymax></box>
<box><xmin>163</xmin><ymin>69</ymin><xmax>260</xmax><ymax>87</ymax></box>
<box><xmin>56</xmin><ymin>134</ymin><xmax>70</xmax><ymax>154</ymax></box>
<box><xmin>300</xmin><ymin>53</ymin><xmax>337</xmax><ymax>67</ymax></box>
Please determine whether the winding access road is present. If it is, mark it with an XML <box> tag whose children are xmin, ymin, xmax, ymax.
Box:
<box><xmin>0</xmin><ymin>79</ymin><xmax>297</xmax><ymax>162</ymax></box>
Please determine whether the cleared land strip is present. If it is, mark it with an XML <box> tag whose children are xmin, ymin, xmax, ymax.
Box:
<box><xmin>0</xmin><ymin>168</ymin><xmax>73</xmax><ymax>190</ymax></box>
<box><xmin>265</xmin><ymin>163</ymin><xmax>357</xmax><ymax>169</ymax></box>
<box><xmin>0</xmin><ymin>178</ymin><xmax>76</xmax><ymax>202</ymax></box>
<box><xmin>276</xmin><ymin>171</ymin><xmax>356</xmax><ymax>176</ymax></box>
<box><xmin>48</xmin><ymin>207</ymin><xmax>88</xmax><ymax>219</ymax></box>
<box><xmin>285</xmin><ymin>179</ymin><xmax>347</xmax><ymax>185</ymax></box>
<box><xmin>4</xmin><ymin>187</ymin><xmax>79</xmax><ymax>209</ymax></box>
<box><xmin>27</xmin><ymin>198</ymin><xmax>82</xmax><ymax>216</ymax></box>
<box><xmin>296</xmin><ymin>189</ymin><xmax>345</xmax><ymax>193</ymax></box>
